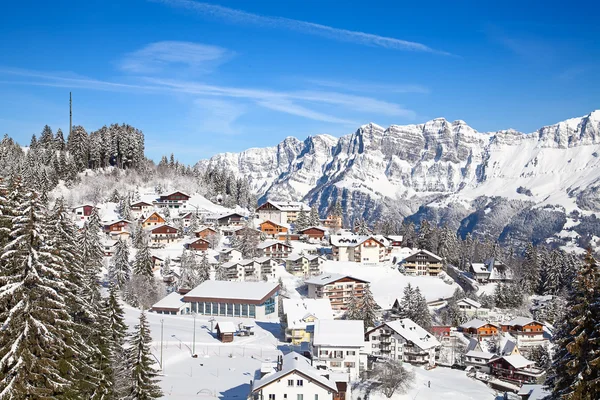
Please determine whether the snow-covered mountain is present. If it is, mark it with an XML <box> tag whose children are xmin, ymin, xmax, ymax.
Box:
<box><xmin>196</xmin><ymin>110</ymin><xmax>600</xmax><ymax>250</ymax></box>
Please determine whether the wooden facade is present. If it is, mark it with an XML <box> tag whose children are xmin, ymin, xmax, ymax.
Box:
<box><xmin>299</xmin><ymin>227</ymin><xmax>326</xmax><ymax>240</ymax></box>
<box><xmin>259</xmin><ymin>220</ymin><xmax>288</xmax><ymax>236</ymax></box>
<box><xmin>142</xmin><ymin>212</ymin><xmax>166</xmax><ymax>228</ymax></box>
<box><xmin>158</xmin><ymin>191</ymin><xmax>190</xmax><ymax>202</ymax></box>
<box><xmin>195</xmin><ymin>227</ymin><xmax>218</xmax><ymax>238</ymax></box>
<box><xmin>104</xmin><ymin>220</ymin><xmax>129</xmax><ymax>233</ymax></box>
<box><xmin>186</xmin><ymin>238</ymin><xmax>210</xmax><ymax>251</ymax></box>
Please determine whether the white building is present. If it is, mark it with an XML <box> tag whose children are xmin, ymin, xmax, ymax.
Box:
<box><xmin>312</xmin><ymin>320</ymin><xmax>366</xmax><ymax>381</ymax></box>
<box><xmin>470</xmin><ymin>258</ymin><xmax>513</xmax><ymax>283</ymax></box>
<box><xmin>256</xmin><ymin>201</ymin><xmax>311</xmax><ymax>225</ymax></box>
<box><xmin>456</xmin><ymin>298</ymin><xmax>490</xmax><ymax>318</ymax></box>
<box><xmin>220</xmin><ymin>248</ymin><xmax>243</xmax><ymax>263</ymax></box>
<box><xmin>250</xmin><ymin>352</ymin><xmax>340</xmax><ymax>400</ymax></box>
<box><xmin>150</xmin><ymin>292</ymin><xmax>188</xmax><ymax>315</ymax></box>
<box><xmin>130</xmin><ymin>201</ymin><xmax>154</xmax><ymax>218</ymax></box>
<box><xmin>365</xmin><ymin>319</ymin><xmax>440</xmax><ymax>367</ymax></box>
<box><xmin>282</xmin><ymin>298</ymin><xmax>334</xmax><ymax>344</ymax></box>
<box><xmin>304</xmin><ymin>274</ymin><xmax>369</xmax><ymax>311</ymax></box>
<box><xmin>182</xmin><ymin>280</ymin><xmax>279</xmax><ymax>320</ymax></box>
<box><xmin>464</xmin><ymin>350</ymin><xmax>495</xmax><ymax>373</ymax></box>
<box><xmin>330</xmin><ymin>235</ymin><xmax>388</xmax><ymax>263</ymax></box>
<box><xmin>257</xmin><ymin>240</ymin><xmax>292</xmax><ymax>259</ymax></box>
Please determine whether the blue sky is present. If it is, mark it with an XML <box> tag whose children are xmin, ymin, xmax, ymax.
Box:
<box><xmin>0</xmin><ymin>0</ymin><xmax>598</xmax><ymax>163</ymax></box>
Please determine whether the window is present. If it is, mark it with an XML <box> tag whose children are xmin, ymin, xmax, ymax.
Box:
<box><xmin>296</xmin><ymin>380</ymin><xmax>303</xmax><ymax>387</ymax></box>
<box><xmin>314</xmin><ymin>395</ymin><xmax>318</xmax><ymax>400</ymax></box>
<box><xmin>330</xmin><ymin>361</ymin><xmax>341</xmax><ymax>368</ymax></box>
<box><xmin>347</xmin><ymin>351</ymin><xmax>355</xmax><ymax>356</ymax></box>
<box><xmin>344</xmin><ymin>362</ymin><xmax>355</xmax><ymax>368</ymax></box>
<box><xmin>372</xmin><ymin>344</ymin><xmax>377</xmax><ymax>348</ymax></box>
<box><xmin>284</xmin><ymin>395</ymin><xmax>287</xmax><ymax>399</ymax></box>
<box><xmin>287</xmin><ymin>380</ymin><xmax>294</xmax><ymax>387</ymax></box>
<box><xmin>372</xmin><ymin>336</ymin><xmax>377</xmax><ymax>340</ymax></box>
<box><xmin>297</xmin><ymin>395</ymin><xmax>303</xmax><ymax>400</ymax></box>
<box><xmin>269</xmin><ymin>395</ymin><xmax>276</xmax><ymax>400</ymax></box>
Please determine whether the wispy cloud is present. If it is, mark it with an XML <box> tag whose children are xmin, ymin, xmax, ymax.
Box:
<box><xmin>191</xmin><ymin>98</ymin><xmax>247</xmax><ymax>134</ymax></box>
<box><xmin>0</xmin><ymin>67</ymin><xmax>414</xmax><ymax>125</ymax></box>
<box><xmin>557</xmin><ymin>66</ymin><xmax>589</xmax><ymax>81</ymax></box>
<box><xmin>305</xmin><ymin>78</ymin><xmax>430</xmax><ymax>94</ymax></box>
<box><xmin>152</xmin><ymin>0</ymin><xmax>452</xmax><ymax>56</ymax></box>
<box><xmin>119</xmin><ymin>41</ymin><xmax>231</xmax><ymax>73</ymax></box>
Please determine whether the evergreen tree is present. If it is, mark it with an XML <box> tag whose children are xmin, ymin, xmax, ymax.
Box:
<box><xmin>197</xmin><ymin>252</ymin><xmax>211</xmax><ymax>283</ymax></box>
<box><xmin>396</xmin><ymin>284</ymin><xmax>416</xmax><ymax>319</ymax></box>
<box><xmin>105</xmin><ymin>283</ymin><xmax>129</xmax><ymax>398</ymax></box>
<box><xmin>111</xmin><ymin>238</ymin><xmax>131</xmax><ymax>288</ymax></box>
<box><xmin>308</xmin><ymin>206</ymin><xmax>320</xmax><ymax>227</ymax></box>
<box><xmin>412</xmin><ymin>287</ymin><xmax>432</xmax><ymax>331</ymax></box>
<box><xmin>0</xmin><ymin>190</ymin><xmax>79</xmax><ymax>397</ymax></box>
<box><xmin>359</xmin><ymin>285</ymin><xmax>378</xmax><ymax>330</ymax></box>
<box><xmin>546</xmin><ymin>250</ymin><xmax>600</xmax><ymax>399</ymax></box>
<box><xmin>215</xmin><ymin>262</ymin><xmax>228</xmax><ymax>281</ymax></box>
<box><xmin>67</xmin><ymin>125</ymin><xmax>90</xmax><ymax>171</ymax></box>
<box><xmin>522</xmin><ymin>243</ymin><xmax>540</xmax><ymax>294</ymax></box>
<box><xmin>126</xmin><ymin>312</ymin><xmax>163</xmax><ymax>399</ymax></box>
<box><xmin>133</xmin><ymin>241</ymin><xmax>154</xmax><ymax>278</ymax></box>
<box><xmin>295</xmin><ymin>207</ymin><xmax>309</xmax><ymax>231</ymax></box>
<box><xmin>54</xmin><ymin>128</ymin><xmax>66</xmax><ymax>151</ymax></box>
<box><xmin>40</xmin><ymin>125</ymin><xmax>54</xmax><ymax>147</ymax></box>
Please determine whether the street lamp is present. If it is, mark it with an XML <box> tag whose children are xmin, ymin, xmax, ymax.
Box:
<box><xmin>192</xmin><ymin>313</ymin><xmax>197</xmax><ymax>357</ymax></box>
<box><xmin>160</xmin><ymin>319</ymin><xmax>164</xmax><ymax>372</ymax></box>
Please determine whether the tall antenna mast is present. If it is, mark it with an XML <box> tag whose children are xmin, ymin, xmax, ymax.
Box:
<box><xmin>69</xmin><ymin>92</ymin><xmax>72</xmax><ymax>137</ymax></box>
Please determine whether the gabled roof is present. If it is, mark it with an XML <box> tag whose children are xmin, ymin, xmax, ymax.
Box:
<box><xmin>459</xmin><ymin>319</ymin><xmax>498</xmax><ymax>330</ymax></box>
<box><xmin>298</xmin><ymin>226</ymin><xmax>326</xmax><ymax>233</ymax></box>
<box><xmin>403</xmin><ymin>249</ymin><xmax>443</xmax><ymax>262</ymax></box>
<box><xmin>252</xmin><ymin>352</ymin><xmax>337</xmax><ymax>393</ymax></box>
<box><xmin>257</xmin><ymin>201</ymin><xmax>310</xmax><ymax>212</ymax></box>
<box><xmin>254</xmin><ymin>256</ymin><xmax>273</xmax><ymax>263</ymax></box>
<box><xmin>103</xmin><ymin>218</ymin><xmax>131</xmax><ymax>226</ymax></box>
<box><xmin>182</xmin><ymin>237</ymin><xmax>209</xmax><ymax>245</ymax></box>
<box><xmin>330</xmin><ymin>235</ymin><xmax>383</xmax><ymax>247</ymax></box>
<box><xmin>503</xmin><ymin>317</ymin><xmax>540</xmax><ymax>327</ymax></box>
<box><xmin>385</xmin><ymin>235</ymin><xmax>404</xmax><ymax>242</ymax></box>
<box><xmin>145</xmin><ymin>224</ymin><xmax>178</xmax><ymax>233</ymax></box>
<box><xmin>256</xmin><ymin>240</ymin><xmax>292</xmax><ymax>250</ymax></box>
<box><xmin>517</xmin><ymin>385</ymin><xmax>551</xmax><ymax>400</ymax></box>
<box><xmin>313</xmin><ymin>320</ymin><xmax>364</xmax><ymax>347</ymax></box>
<box><xmin>283</xmin><ymin>299</ymin><xmax>334</xmax><ymax>330</ymax></box>
<box><xmin>470</xmin><ymin>263</ymin><xmax>489</xmax><ymax>274</ymax></box>
<box><xmin>195</xmin><ymin>225</ymin><xmax>217</xmax><ymax>233</ymax></box>
<box><xmin>159</xmin><ymin>191</ymin><xmax>190</xmax><ymax>199</ymax></box>
<box><xmin>207</xmin><ymin>211</ymin><xmax>245</xmax><ymax>220</ymax></box>
<box><xmin>287</xmin><ymin>253</ymin><xmax>308</xmax><ymax>262</ymax></box>
<box><xmin>457</xmin><ymin>298</ymin><xmax>482</xmax><ymax>308</ymax></box>
<box><xmin>216</xmin><ymin>321</ymin><xmax>236</xmax><ymax>334</ymax></box>
<box><xmin>495</xmin><ymin>354</ymin><xmax>536</xmax><ymax>369</ymax></box>
<box><xmin>131</xmin><ymin>201</ymin><xmax>153</xmax><ymax>207</ymax></box>
<box><xmin>465</xmin><ymin>350</ymin><xmax>495</xmax><ymax>360</ymax></box>
<box><xmin>143</xmin><ymin>212</ymin><xmax>166</xmax><ymax>222</ymax></box>
<box><xmin>380</xmin><ymin>319</ymin><xmax>440</xmax><ymax>350</ymax></box>
<box><xmin>72</xmin><ymin>204</ymin><xmax>96</xmax><ymax>210</ymax></box>
<box><xmin>220</xmin><ymin>248</ymin><xmax>241</xmax><ymax>254</ymax></box>
<box><xmin>259</xmin><ymin>219</ymin><xmax>290</xmax><ymax>229</ymax></box>
<box><xmin>304</xmin><ymin>273</ymin><xmax>369</xmax><ymax>286</ymax></box>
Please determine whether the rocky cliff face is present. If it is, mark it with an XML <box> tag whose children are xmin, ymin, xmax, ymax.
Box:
<box><xmin>196</xmin><ymin>110</ymin><xmax>600</xmax><ymax>249</ymax></box>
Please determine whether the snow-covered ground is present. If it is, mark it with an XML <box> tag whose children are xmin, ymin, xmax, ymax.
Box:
<box><xmin>319</xmin><ymin>261</ymin><xmax>459</xmax><ymax>308</ymax></box>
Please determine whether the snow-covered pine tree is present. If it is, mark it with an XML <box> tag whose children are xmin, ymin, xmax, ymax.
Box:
<box><xmin>161</xmin><ymin>256</ymin><xmax>172</xmax><ymax>277</ymax></box>
<box><xmin>104</xmin><ymin>283</ymin><xmax>129</xmax><ymax>398</ymax></box>
<box><xmin>133</xmin><ymin>240</ymin><xmax>154</xmax><ymax>278</ymax></box>
<box><xmin>309</xmin><ymin>206</ymin><xmax>320</xmax><ymax>227</ymax></box>
<box><xmin>521</xmin><ymin>243</ymin><xmax>540</xmax><ymax>294</ymax></box>
<box><xmin>546</xmin><ymin>250</ymin><xmax>600</xmax><ymax>399</ymax></box>
<box><xmin>412</xmin><ymin>287</ymin><xmax>432</xmax><ymax>332</ymax></box>
<box><xmin>178</xmin><ymin>250</ymin><xmax>198</xmax><ymax>290</ymax></box>
<box><xmin>67</xmin><ymin>125</ymin><xmax>90</xmax><ymax>172</ymax></box>
<box><xmin>0</xmin><ymin>189</ymin><xmax>79</xmax><ymax>397</ymax></box>
<box><xmin>133</xmin><ymin>223</ymin><xmax>146</xmax><ymax>249</ymax></box>
<box><xmin>399</xmin><ymin>222</ymin><xmax>417</xmax><ymax>248</ymax></box>
<box><xmin>198</xmin><ymin>252</ymin><xmax>211</xmax><ymax>283</ymax></box>
<box><xmin>39</xmin><ymin>125</ymin><xmax>54</xmax><ymax>148</ymax></box>
<box><xmin>215</xmin><ymin>262</ymin><xmax>228</xmax><ymax>281</ymax></box>
<box><xmin>54</xmin><ymin>128</ymin><xmax>66</xmax><ymax>151</ymax></box>
<box><xmin>345</xmin><ymin>292</ymin><xmax>362</xmax><ymax>321</ymax></box>
<box><xmin>111</xmin><ymin>238</ymin><xmax>131</xmax><ymax>288</ymax></box>
<box><xmin>359</xmin><ymin>285</ymin><xmax>378</xmax><ymax>331</ymax></box>
<box><xmin>542</xmin><ymin>250</ymin><xmax>563</xmax><ymax>296</ymax></box>
<box><xmin>296</xmin><ymin>207</ymin><xmax>309</xmax><ymax>231</ymax></box>
<box><xmin>126</xmin><ymin>312</ymin><xmax>163</xmax><ymax>399</ymax></box>
<box><xmin>396</xmin><ymin>283</ymin><xmax>416</xmax><ymax>319</ymax></box>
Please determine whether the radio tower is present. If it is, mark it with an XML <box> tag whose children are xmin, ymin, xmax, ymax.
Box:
<box><xmin>69</xmin><ymin>92</ymin><xmax>72</xmax><ymax>138</ymax></box>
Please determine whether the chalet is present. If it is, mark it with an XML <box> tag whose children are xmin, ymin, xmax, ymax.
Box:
<box><xmin>365</xmin><ymin>319</ymin><xmax>440</xmax><ymax>367</ymax></box>
<box><xmin>458</xmin><ymin>319</ymin><xmax>500</xmax><ymax>339</ymax></box>
<box><xmin>488</xmin><ymin>355</ymin><xmax>546</xmax><ymax>385</ymax></box>
<box><xmin>150</xmin><ymin>292</ymin><xmax>188</xmax><ymax>315</ymax></box>
<box><xmin>298</xmin><ymin>226</ymin><xmax>327</xmax><ymax>240</ymax></box>
<box><xmin>103</xmin><ymin>219</ymin><xmax>131</xmax><ymax>234</ymax></box>
<box><xmin>282</xmin><ymin>298</ymin><xmax>334</xmax><ymax>345</ymax></box>
<box><xmin>130</xmin><ymin>201</ymin><xmax>153</xmax><ymax>216</ymax></box>
<box><xmin>276</xmin><ymin>233</ymin><xmax>301</xmax><ymax>241</ymax></box>
<box><xmin>219</xmin><ymin>248</ymin><xmax>243</xmax><ymax>263</ymax></box>
<box><xmin>250</xmin><ymin>352</ymin><xmax>340</xmax><ymax>400</ymax></box>
<box><xmin>183</xmin><ymin>237</ymin><xmax>210</xmax><ymax>252</ymax></box>
<box><xmin>304</xmin><ymin>273</ymin><xmax>369</xmax><ymax>311</ymax></box>
<box><xmin>215</xmin><ymin>321</ymin><xmax>236</xmax><ymax>342</ymax></box>
<box><xmin>206</xmin><ymin>212</ymin><xmax>246</xmax><ymax>227</ymax></box>
<box><xmin>321</xmin><ymin>214</ymin><xmax>343</xmax><ymax>232</ymax></box>
<box><xmin>72</xmin><ymin>204</ymin><xmax>96</xmax><ymax>221</ymax></box>
<box><xmin>500</xmin><ymin>317</ymin><xmax>546</xmax><ymax>347</ymax></box>
<box><xmin>259</xmin><ymin>220</ymin><xmax>289</xmax><ymax>238</ymax></box>
<box><xmin>173</xmin><ymin>212</ymin><xmax>194</xmax><ymax>229</ymax></box>
<box><xmin>146</xmin><ymin>224</ymin><xmax>179</xmax><ymax>245</ymax></box>
<box><xmin>256</xmin><ymin>201</ymin><xmax>310</xmax><ymax>224</ymax></box>
<box><xmin>457</xmin><ymin>298</ymin><xmax>490</xmax><ymax>318</ymax></box>
<box><xmin>400</xmin><ymin>249</ymin><xmax>443</xmax><ymax>276</ymax></box>
<box><xmin>101</xmin><ymin>239</ymin><xmax>118</xmax><ymax>257</ymax></box>
<box><xmin>155</xmin><ymin>191</ymin><xmax>190</xmax><ymax>210</ymax></box>
<box><xmin>256</xmin><ymin>240</ymin><xmax>292</xmax><ymax>259</ymax></box>
<box><xmin>464</xmin><ymin>351</ymin><xmax>495</xmax><ymax>373</ymax></box>
<box><xmin>183</xmin><ymin>280</ymin><xmax>279</xmax><ymax>319</ymax></box>
<box><xmin>471</xmin><ymin>258</ymin><xmax>513</xmax><ymax>283</ymax></box>
<box><xmin>194</xmin><ymin>226</ymin><xmax>218</xmax><ymax>239</ymax></box>
<box><xmin>142</xmin><ymin>212</ymin><xmax>166</xmax><ymax>229</ymax></box>
<box><xmin>255</xmin><ymin>256</ymin><xmax>277</xmax><ymax>280</ymax></box>
<box><xmin>330</xmin><ymin>235</ymin><xmax>388</xmax><ymax>263</ymax></box>
<box><xmin>312</xmin><ymin>320</ymin><xmax>366</xmax><ymax>380</ymax></box>
<box><xmin>385</xmin><ymin>235</ymin><xmax>404</xmax><ymax>247</ymax></box>
<box><xmin>517</xmin><ymin>384</ymin><xmax>551</xmax><ymax>400</ymax></box>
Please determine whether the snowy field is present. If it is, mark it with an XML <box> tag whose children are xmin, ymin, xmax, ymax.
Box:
<box><xmin>125</xmin><ymin>304</ymin><xmax>498</xmax><ymax>400</ymax></box>
<box><xmin>319</xmin><ymin>261</ymin><xmax>459</xmax><ymax>308</ymax></box>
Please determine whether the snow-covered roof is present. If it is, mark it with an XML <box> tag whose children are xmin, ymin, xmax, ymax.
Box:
<box><xmin>182</xmin><ymin>237</ymin><xmax>209</xmax><ymax>245</ymax></box>
<box><xmin>239</xmin><ymin>259</ymin><xmax>258</xmax><ymax>266</ymax></box>
<box><xmin>465</xmin><ymin>350</ymin><xmax>495</xmax><ymax>360</ymax></box>
<box><xmin>498</xmin><ymin>354</ymin><xmax>536</xmax><ymax>369</ymax></box>
<box><xmin>260</xmin><ymin>201</ymin><xmax>310</xmax><ymax>212</ymax></box>
<box><xmin>260</xmin><ymin>219</ymin><xmax>291</xmax><ymax>229</ymax></box>
<box><xmin>330</xmin><ymin>235</ymin><xmax>370</xmax><ymax>247</ymax></box>
<box><xmin>283</xmin><ymin>299</ymin><xmax>334</xmax><ymax>330</ymax></box>
<box><xmin>103</xmin><ymin>218</ymin><xmax>131</xmax><ymax>225</ymax></box>
<box><xmin>518</xmin><ymin>385</ymin><xmax>551</xmax><ymax>400</ymax></box>
<box><xmin>216</xmin><ymin>321</ymin><xmax>236</xmax><ymax>334</ymax></box>
<box><xmin>254</xmin><ymin>256</ymin><xmax>273</xmax><ymax>263</ymax></box>
<box><xmin>221</xmin><ymin>261</ymin><xmax>240</xmax><ymax>269</ymax></box>
<box><xmin>384</xmin><ymin>319</ymin><xmax>440</xmax><ymax>350</ymax></box>
<box><xmin>195</xmin><ymin>225</ymin><xmax>217</xmax><ymax>233</ymax></box>
<box><xmin>385</xmin><ymin>235</ymin><xmax>404</xmax><ymax>242</ymax></box>
<box><xmin>72</xmin><ymin>204</ymin><xmax>96</xmax><ymax>210</ymax></box>
<box><xmin>159</xmin><ymin>191</ymin><xmax>191</xmax><ymax>198</ymax></box>
<box><xmin>313</xmin><ymin>320</ymin><xmax>364</xmax><ymax>347</ymax></box>
<box><xmin>503</xmin><ymin>317</ymin><xmax>539</xmax><ymax>327</ymax></box>
<box><xmin>151</xmin><ymin>292</ymin><xmax>185</xmax><ymax>311</ymax></box>
<box><xmin>206</xmin><ymin>211</ymin><xmax>244</xmax><ymax>220</ymax></box>
<box><xmin>220</xmin><ymin>248</ymin><xmax>241</xmax><ymax>254</ymax></box>
<box><xmin>145</xmin><ymin>224</ymin><xmax>178</xmax><ymax>232</ymax></box>
<box><xmin>287</xmin><ymin>253</ymin><xmax>308</xmax><ymax>262</ymax></box>
<box><xmin>304</xmin><ymin>273</ymin><xmax>369</xmax><ymax>286</ymax></box>
<box><xmin>459</xmin><ymin>319</ymin><xmax>497</xmax><ymax>329</ymax></box>
<box><xmin>252</xmin><ymin>352</ymin><xmax>337</xmax><ymax>393</ymax></box>
<box><xmin>471</xmin><ymin>263</ymin><xmax>488</xmax><ymax>274</ymax></box>
<box><xmin>183</xmin><ymin>281</ymin><xmax>279</xmax><ymax>302</ymax></box>
<box><xmin>298</xmin><ymin>226</ymin><xmax>327</xmax><ymax>233</ymax></box>
<box><xmin>257</xmin><ymin>240</ymin><xmax>291</xmax><ymax>250</ymax></box>
<box><xmin>406</xmin><ymin>249</ymin><xmax>443</xmax><ymax>261</ymax></box>
<box><xmin>457</xmin><ymin>298</ymin><xmax>482</xmax><ymax>308</ymax></box>
<box><xmin>131</xmin><ymin>201</ymin><xmax>152</xmax><ymax>206</ymax></box>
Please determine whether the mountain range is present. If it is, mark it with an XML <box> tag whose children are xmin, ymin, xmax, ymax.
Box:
<box><xmin>196</xmin><ymin>110</ymin><xmax>600</xmax><ymax>251</ymax></box>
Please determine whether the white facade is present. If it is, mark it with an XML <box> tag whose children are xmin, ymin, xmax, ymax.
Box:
<box><xmin>464</xmin><ymin>351</ymin><xmax>494</xmax><ymax>373</ymax></box>
<box><xmin>457</xmin><ymin>298</ymin><xmax>490</xmax><ymax>318</ymax></box>
<box><xmin>312</xmin><ymin>320</ymin><xmax>366</xmax><ymax>380</ymax></box>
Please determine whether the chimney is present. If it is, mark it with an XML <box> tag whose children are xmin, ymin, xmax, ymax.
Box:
<box><xmin>277</xmin><ymin>355</ymin><xmax>283</xmax><ymax>371</ymax></box>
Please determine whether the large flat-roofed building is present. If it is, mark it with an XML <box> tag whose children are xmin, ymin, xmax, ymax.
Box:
<box><xmin>182</xmin><ymin>281</ymin><xmax>279</xmax><ymax>320</ymax></box>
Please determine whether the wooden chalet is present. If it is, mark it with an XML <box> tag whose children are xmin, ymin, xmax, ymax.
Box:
<box><xmin>259</xmin><ymin>220</ymin><xmax>288</xmax><ymax>237</ymax></box>
<box><xmin>488</xmin><ymin>355</ymin><xmax>545</xmax><ymax>385</ymax></box>
<box><xmin>103</xmin><ymin>219</ymin><xmax>130</xmax><ymax>233</ymax></box>
<box><xmin>215</xmin><ymin>322</ymin><xmax>236</xmax><ymax>343</ymax></box>
<box><xmin>156</xmin><ymin>191</ymin><xmax>190</xmax><ymax>209</ymax></box>
<box><xmin>147</xmin><ymin>224</ymin><xmax>179</xmax><ymax>244</ymax></box>
<box><xmin>195</xmin><ymin>226</ymin><xmax>218</xmax><ymax>238</ymax></box>
<box><xmin>298</xmin><ymin>226</ymin><xmax>326</xmax><ymax>240</ymax></box>
<box><xmin>142</xmin><ymin>212</ymin><xmax>166</xmax><ymax>228</ymax></box>
<box><xmin>184</xmin><ymin>237</ymin><xmax>210</xmax><ymax>252</ymax></box>
<box><xmin>72</xmin><ymin>204</ymin><xmax>96</xmax><ymax>220</ymax></box>
<box><xmin>130</xmin><ymin>201</ymin><xmax>153</xmax><ymax>214</ymax></box>
<box><xmin>458</xmin><ymin>319</ymin><xmax>500</xmax><ymax>339</ymax></box>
